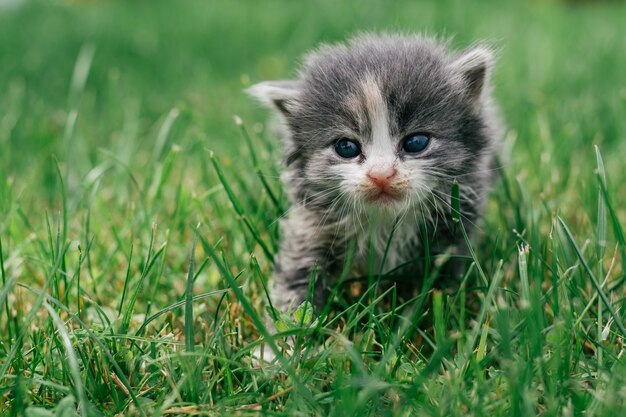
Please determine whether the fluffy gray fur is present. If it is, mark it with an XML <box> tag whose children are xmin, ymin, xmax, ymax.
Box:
<box><xmin>248</xmin><ymin>34</ymin><xmax>503</xmax><ymax>312</ymax></box>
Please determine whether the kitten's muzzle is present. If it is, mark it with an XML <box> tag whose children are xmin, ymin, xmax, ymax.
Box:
<box><xmin>363</xmin><ymin>167</ymin><xmax>404</xmax><ymax>204</ymax></box>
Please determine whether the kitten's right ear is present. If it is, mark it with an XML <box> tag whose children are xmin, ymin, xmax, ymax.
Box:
<box><xmin>451</xmin><ymin>46</ymin><xmax>495</xmax><ymax>103</ymax></box>
<box><xmin>247</xmin><ymin>80</ymin><xmax>303</xmax><ymax>117</ymax></box>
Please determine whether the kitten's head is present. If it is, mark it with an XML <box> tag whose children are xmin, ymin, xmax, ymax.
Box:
<box><xmin>249</xmin><ymin>34</ymin><xmax>499</xmax><ymax>218</ymax></box>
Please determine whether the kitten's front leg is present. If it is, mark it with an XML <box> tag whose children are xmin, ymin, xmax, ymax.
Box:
<box><xmin>271</xmin><ymin>205</ymin><xmax>333</xmax><ymax>313</ymax></box>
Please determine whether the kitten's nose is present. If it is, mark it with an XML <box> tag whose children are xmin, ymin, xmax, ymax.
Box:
<box><xmin>367</xmin><ymin>167</ymin><xmax>397</xmax><ymax>190</ymax></box>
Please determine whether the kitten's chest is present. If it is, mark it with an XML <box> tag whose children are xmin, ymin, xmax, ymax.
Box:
<box><xmin>348</xmin><ymin>216</ymin><xmax>421</xmax><ymax>275</ymax></box>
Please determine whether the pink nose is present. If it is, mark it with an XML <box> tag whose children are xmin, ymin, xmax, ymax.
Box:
<box><xmin>367</xmin><ymin>167</ymin><xmax>397</xmax><ymax>189</ymax></box>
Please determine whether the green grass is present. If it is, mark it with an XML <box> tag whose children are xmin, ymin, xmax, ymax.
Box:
<box><xmin>1</xmin><ymin>0</ymin><xmax>626</xmax><ymax>415</ymax></box>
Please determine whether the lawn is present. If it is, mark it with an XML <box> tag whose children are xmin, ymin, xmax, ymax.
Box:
<box><xmin>1</xmin><ymin>0</ymin><xmax>626</xmax><ymax>415</ymax></box>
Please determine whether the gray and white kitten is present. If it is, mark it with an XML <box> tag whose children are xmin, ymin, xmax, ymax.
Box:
<box><xmin>249</xmin><ymin>34</ymin><xmax>502</xmax><ymax>313</ymax></box>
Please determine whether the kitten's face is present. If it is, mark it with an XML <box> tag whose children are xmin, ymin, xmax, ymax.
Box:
<box><xmin>301</xmin><ymin>74</ymin><xmax>457</xmax><ymax>215</ymax></box>
<box><xmin>249</xmin><ymin>35</ymin><xmax>495</xmax><ymax>218</ymax></box>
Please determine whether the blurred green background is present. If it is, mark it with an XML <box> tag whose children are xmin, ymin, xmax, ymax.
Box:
<box><xmin>2</xmin><ymin>1</ymin><xmax>626</xmax><ymax>414</ymax></box>
<box><xmin>2</xmin><ymin>0</ymin><xmax>626</xmax><ymax>209</ymax></box>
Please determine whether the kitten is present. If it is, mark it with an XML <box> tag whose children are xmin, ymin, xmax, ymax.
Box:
<box><xmin>248</xmin><ymin>34</ymin><xmax>503</xmax><ymax>313</ymax></box>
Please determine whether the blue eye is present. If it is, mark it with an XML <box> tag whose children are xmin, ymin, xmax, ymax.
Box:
<box><xmin>402</xmin><ymin>134</ymin><xmax>430</xmax><ymax>153</ymax></box>
<box><xmin>335</xmin><ymin>139</ymin><xmax>361</xmax><ymax>159</ymax></box>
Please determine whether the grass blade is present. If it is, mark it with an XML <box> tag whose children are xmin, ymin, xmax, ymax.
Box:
<box><xmin>185</xmin><ymin>231</ymin><xmax>198</xmax><ymax>353</ymax></box>
<box><xmin>250</xmin><ymin>253</ymin><xmax>276</xmax><ymax>320</ymax></box>
<box><xmin>153</xmin><ymin>108</ymin><xmax>180</xmax><ymax>161</ymax></box>
<box><xmin>135</xmin><ymin>288</ymin><xmax>232</xmax><ymax>337</ymax></box>
<box><xmin>43</xmin><ymin>302</ymin><xmax>89</xmax><ymax>417</ymax></box>
<box><xmin>0</xmin><ymin>229</ymin><xmax>66</xmax><ymax>379</ymax></box>
<box><xmin>121</xmin><ymin>228</ymin><xmax>165</xmax><ymax>334</ymax></box>
<box><xmin>194</xmin><ymin>228</ymin><xmax>318</xmax><ymax>408</ymax></box>
<box><xmin>0</xmin><ymin>235</ymin><xmax>12</xmax><ymax>343</ymax></box>
<box><xmin>18</xmin><ymin>284</ymin><xmax>146</xmax><ymax>417</ymax></box>
<box><xmin>117</xmin><ymin>243</ymin><xmax>134</xmax><ymax>317</ymax></box>
<box><xmin>235</xmin><ymin>116</ymin><xmax>283</xmax><ymax>213</ymax></box>
<box><xmin>557</xmin><ymin>216</ymin><xmax>626</xmax><ymax>339</ymax></box>
<box><xmin>208</xmin><ymin>150</ymin><xmax>274</xmax><ymax>262</ymax></box>
<box><xmin>594</xmin><ymin>145</ymin><xmax>607</xmax><ymax>261</ymax></box>
<box><xmin>194</xmin><ymin>229</ymin><xmax>277</xmax><ymax>352</ymax></box>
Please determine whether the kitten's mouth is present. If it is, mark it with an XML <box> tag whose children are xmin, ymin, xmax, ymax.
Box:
<box><xmin>364</xmin><ymin>189</ymin><xmax>404</xmax><ymax>205</ymax></box>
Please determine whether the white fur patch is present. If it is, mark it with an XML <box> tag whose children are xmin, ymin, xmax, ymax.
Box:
<box><xmin>360</xmin><ymin>75</ymin><xmax>392</xmax><ymax>159</ymax></box>
<box><xmin>348</xmin><ymin>211</ymin><xmax>420</xmax><ymax>275</ymax></box>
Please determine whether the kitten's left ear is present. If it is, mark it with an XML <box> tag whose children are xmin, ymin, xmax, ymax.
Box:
<box><xmin>247</xmin><ymin>80</ymin><xmax>303</xmax><ymax>117</ymax></box>
<box><xmin>451</xmin><ymin>46</ymin><xmax>495</xmax><ymax>103</ymax></box>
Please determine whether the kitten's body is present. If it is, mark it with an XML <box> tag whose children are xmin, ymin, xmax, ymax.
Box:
<box><xmin>249</xmin><ymin>34</ymin><xmax>503</xmax><ymax>311</ymax></box>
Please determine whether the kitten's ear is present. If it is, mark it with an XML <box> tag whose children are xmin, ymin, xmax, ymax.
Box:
<box><xmin>451</xmin><ymin>46</ymin><xmax>495</xmax><ymax>102</ymax></box>
<box><xmin>247</xmin><ymin>80</ymin><xmax>303</xmax><ymax>117</ymax></box>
